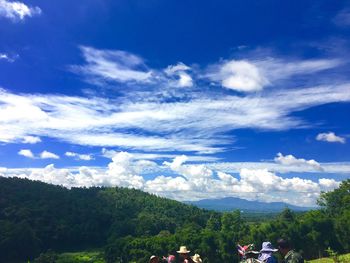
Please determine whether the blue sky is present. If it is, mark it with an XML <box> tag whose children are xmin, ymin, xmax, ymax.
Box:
<box><xmin>0</xmin><ymin>0</ymin><xmax>350</xmax><ymax>206</ymax></box>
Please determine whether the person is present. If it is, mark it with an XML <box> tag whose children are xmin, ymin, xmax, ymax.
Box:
<box><xmin>277</xmin><ymin>238</ymin><xmax>304</xmax><ymax>263</ymax></box>
<box><xmin>238</xmin><ymin>244</ymin><xmax>261</xmax><ymax>263</ymax></box>
<box><xmin>177</xmin><ymin>246</ymin><xmax>194</xmax><ymax>263</ymax></box>
<box><xmin>165</xmin><ymin>255</ymin><xmax>176</xmax><ymax>263</ymax></box>
<box><xmin>191</xmin><ymin>254</ymin><xmax>203</xmax><ymax>263</ymax></box>
<box><xmin>258</xmin><ymin>242</ymin><xmax>278</xmax><ymax>263</ymax></box>
<box><xmin>150</xmin><ymin>255</ymin><xmax>160</xmax><ymax>263</ymax></box>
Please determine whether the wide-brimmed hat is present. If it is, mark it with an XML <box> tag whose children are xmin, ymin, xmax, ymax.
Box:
<box><xmin>191</xmin><ymin>254</ymin><xmax>202</xmax><ymax>263</ymax></box>
<box><xmin>260</xmin><ymin>242</ymin><xmax>278</xmax><ymax>253</ymax></box>
<box><xmin>177</xmin><ymin>246</ymin><xmax>191</xmax><ymax>253</ymax></box>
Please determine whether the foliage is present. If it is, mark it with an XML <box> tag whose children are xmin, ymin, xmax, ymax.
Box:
<box><xmin>306</xmin><ymin>253</ymin><xmax>350</xmax><ymax>263</ymax></box>
<box><xmin>0</xmin><ymin>177</ymin><xmax>349</xmax><ymax>263</ymax></box>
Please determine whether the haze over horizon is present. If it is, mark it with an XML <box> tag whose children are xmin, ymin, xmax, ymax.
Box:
<box><xmin>1</xmin><ymin>0</ymin><xmax>350</xmax><ymax>206</ymax></box>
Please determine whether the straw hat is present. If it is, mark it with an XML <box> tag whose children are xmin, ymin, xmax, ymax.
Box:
<box><xmin>260</xmin><ymin>242</ymin><xmax>278</xmax><ymax>253</ymax></box>
<box><xmin>177</xmin><ymin>246</ymin><xmax>191</xmax><ymax>253</ymax></box>
<box><xmin>191</xmin><ymin>254</ymin><xmax>202</xmax><ymax>263</ymax></box>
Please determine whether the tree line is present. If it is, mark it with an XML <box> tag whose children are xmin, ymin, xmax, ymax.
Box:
<box><xmin>0</xmin><ymin>177</ymin><xmax>349</xmax><ymax>262</ymax></box>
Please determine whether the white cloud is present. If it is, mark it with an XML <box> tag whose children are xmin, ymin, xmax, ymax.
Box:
<box><xmin>1</xmin><ymin>83</ymin><xmax>350</xmax><ymax>154</ymax></box>
<box><xmin>65</xmin><ymin>151</ymin><xmax>93</xmax><ymax>161</ymax></box>
<box><xmin>18</xmin><ymin>149</ymin><xmax>34</xmax><ymax>158</ymax></box>
<box><xmin>206</xmin><ymin>161</ymin><xmax>350</xmax><ymax>175</ymax></box>
<box><xmin>164</xmin><ymin>62</ymin><xmax>193</xmax><ymax>88</ymax></box>
<box><xmin>0</xmin><ymin>0</ymin><xmax>41</xmax><ymax>21</ymax></box>
<box><xmin>318</xmin><ymin>178</ymin><xmax>340</xmax><ymax>191</ymax></box>
<box><xmin>206</xmin><ymin>58</ymin><xmax>342</xmax><ymax>92</ymax></box>
<box><xmin>101</xmin><ymin>148</ymin><xmax>220</xmax><ymax>162</ymax></box>
<box><xmin>71</xmin><ymin>46</ymin><xmax>153</xmax><ymax>84</ymax></box>
<box><xmin>0</xmin><ymin>153</ymin><xmax>345</xmax><ymax>206</ymax></box>
<box><xmin>22</xmin><ymin>136</ymin><xmax>41</xmax><ymax>144</ymax></box>
<box><xmin>40</xmin><ymin>151</ymin><xmax>60</xmax><ymax>159</ymax></box>
<box><xmin>274</xmin><ymin>153</ymin><xmax>323</xmax><ymax>171</ymax></box>
<box><xmin>333</xmin><ymin>8</ymin><xmax>350</xmax><ymax>27</ymax></box>
<box><xmin>208</xmin><ymin>60</ymin><xmax>269</xmax><ymax>92</ymax></box>
<box><xmin>0</xmin><ymin>53</ymin><xmax>18</xmax><ymax>62</ymax></box>
<box><xmin>18</xmin><ymin>149</ymin><xmax>60</xmax><ymax>159</ymax></box>
<box><xmin>316</xmin><ymin>132</ymin><xmax>346</xmax><ymax>144</ymax></box>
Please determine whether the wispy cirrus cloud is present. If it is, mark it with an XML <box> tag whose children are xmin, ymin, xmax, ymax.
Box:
<box><xmin>0</xmin><ymin>0</ymin><xmax>41</xmax><ymax>21</ymax></box>
<box><xmin>71</xmin><ymin>46</ymin><xmax>153</xmax><ymax>85</ymax></box>
<box><xmin>65</xmin><ymin>151</ymin><xmax>93</xmax><ymax>161</ymax></box>
<box><xmin>1</xmin><ymin>82</ymin><xmax>350</xmax><ymax>153</ymax></box>
<box><xmin>2</xmin><ymin>46</ymin><xmax>350</xmax><ymax>155</ymax></box>
<box><xmin>71</xmin><ymin>46</ymin><xmax>194</xmax><ymax>90</ymax></box>
<box><xmin>333</xmin><ymin>8</ymin><xmax>350</xmax><ymax>27</ymax></box>
<box><xmin>0</xmin><ymin>53</ymin><xmax>18</xmax><ymax>62</ymax></box>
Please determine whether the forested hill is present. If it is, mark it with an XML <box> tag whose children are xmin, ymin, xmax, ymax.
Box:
<box><xmin>0</xmin><ymin>177</ymin><xmax>213</xmax><ymax>262</ymax></box>
<box><xmin>0</xmin><ymin>177</ymin><xmax>349</xmax><ymax>263</ymax></box>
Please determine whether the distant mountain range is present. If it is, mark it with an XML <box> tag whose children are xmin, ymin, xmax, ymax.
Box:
<box><xmin>186</xmin><ymin>197</ymin><xmax>314</xmax><ymax>212</ymax></box>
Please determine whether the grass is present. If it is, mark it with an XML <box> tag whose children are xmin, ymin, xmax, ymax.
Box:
<box><xmin>56</xmin><ymin>251</ymin><xmax>105</xmax><ymax>263</ymax></box>
<box><xmin>306</xmin><ymin>253</ymin><xmax>350</xmax><ymax>263</ymax></box>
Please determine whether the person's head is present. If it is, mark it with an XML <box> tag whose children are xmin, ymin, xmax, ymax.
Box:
<box><xmin>191</xmin><ymin>253</ymin><xmax>203</xmax><ymax>263</ymax></box>
<box><xmin>167</xmin><ymin>255</ymin><xmax>176</xmax><ymax>263</ymax></box>
<box><xmin>277</xmin><ymin>238</ymin><xmax>291</xmax><ymax>256</ymax></box>
<box><xmin>150</xmin><ymin>255</ymin><xmax>159</xmax><ymax>263</ymax></box>
<box><xmin>260</xmin><ymin>241</ymin><xmax>278</xmax><ymax>254</ymax></box>
<box><xmin>177</xmin><ymin>246</ymin><xmax>191</xmax><ymax>259</ymax></box>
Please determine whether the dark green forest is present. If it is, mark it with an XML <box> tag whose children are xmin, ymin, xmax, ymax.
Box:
<box><xmin>0</xmin><ymin>177</ymin><xmax>349</xmax><ymax>263</ymax></box>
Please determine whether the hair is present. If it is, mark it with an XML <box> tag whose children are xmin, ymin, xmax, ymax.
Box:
<box><xmin>277</xmin><ymin>238</ymin><xmax>291</xmax><ymax>249</ymax></box>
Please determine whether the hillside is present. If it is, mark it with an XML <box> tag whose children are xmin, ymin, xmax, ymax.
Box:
<box><xmin>0</xmin><ymin>177</ymin><xmax>349</xmax><ymax>263</ymax></box>
<box><xmin>0</xmin><ymin>177</ymin><xmax>212</xmax><ymax>262</ymax></box>
<box><xmin>186</xmin><ymin>197</ymin><xmax>312</xmax><ymax>212</ymax></box>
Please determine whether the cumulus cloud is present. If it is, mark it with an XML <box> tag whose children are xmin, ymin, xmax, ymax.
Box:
<box><xmin>18</xmin><ymin>149</ymin><xmax>59</xmax><ymax>159</ymax></box>
<box><xmin>274</xmin><ymin>153</ymin><xmax>323</xmax><ymax>171</ymax></box>
<box><xmin>18</xmin><ymin>149</ymin><xmax>34</xmax><ymax>158</ymax></box>
<box><xmin>206</xmin><ymin>58</ymin><xmax>341</xmax><ymax>92</ymax></box>
<box><xmin>0</xmin><ymin>153</ymin><xmax>343</xmax><ymax>206</ymax></box>
<box><xmin>207</xmin><ymin>60</ymin><xmax>269</xmax><ymax>92</ymax></box>
<box><xmin>164</xmin><ymin>62</ymin><xmax>193</xmax><ymax>88</ymax></box>
<box><xmin>40</xmin><ymin>151</ymin><xmax>60</xmax><ymax>159</ymax></box>
<box><xmin>65</xmin><ymin>151</ymin><xmax>93</xmax><ymax>161</ymax></box>
<box><xmin>22</xmin><ymin>136</ymin><xmax>41</xmax><ymax>144</ymax></box>
<box><xmin>0</xmin><ymin>0</ymin><xmax>41</xmax><ymax>21</ymax></box>
<box><xmin>318</xmin><ymin>178</ymin><xmax>340</xmax><ymax>191</ymax></box>
<box><xmin>316</xmin><ymin>132</ymin><xmax>346</xmax><ymax>144</ymax></box>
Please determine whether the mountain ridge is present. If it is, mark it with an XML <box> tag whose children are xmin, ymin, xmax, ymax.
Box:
<box><xmin>185</xmin><ymin>196</ymin><xmax>314</xmax><ymax>212</ymax></box>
